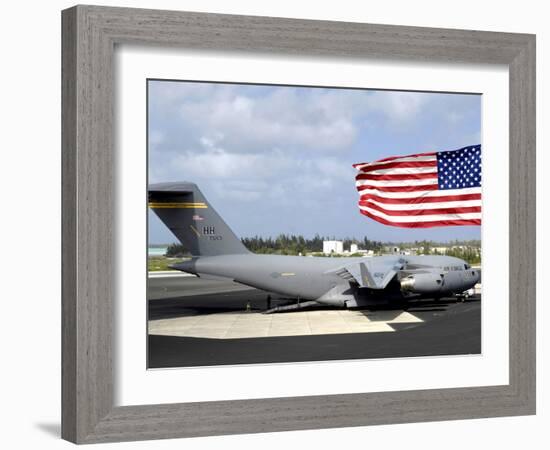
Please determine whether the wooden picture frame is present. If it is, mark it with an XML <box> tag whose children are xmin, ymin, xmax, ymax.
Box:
<box><xmin>61</xmin><ymin>5</ymin><xmax>536</xmax><ymax>443</ymax></box>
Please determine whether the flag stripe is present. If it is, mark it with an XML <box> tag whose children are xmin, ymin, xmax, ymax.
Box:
<box><xmin>353</xmin><ymin>153</ymin><xmax>436</xmax><ymax>170</ymax></box>
<box><xmin>358</xmin><ymin>192</ymin><xmax>482</xmax><ymax>204</ymax></box>
<box><xmin>356</xmin><ymin>172</ymin><xmax>438</xmax><ymax>181</ymax></box>
<box><xmin>357</xmin><ymin>184</ymin><xmax>440</xmax><ymax>193</ymax></box>
<box><xmin>356</xmin><ymin>178</ymin><xmax>438</xmax><ymax>187</ymax></box>
<box><xmin>367</xmin><ymin>166</ymin><xmax>438</xmax><ymax>175</ymax></box>
<box><xmin>355</xmin><ymin>160</ymin><xmax>438</xmax><ymax>173</ymax></box>
<box><xmin>358</xmin><ymin>208</ymin><xmax>481</xmax><ymax>228</ymax></box>
<box><xmin>357</xmin><ymin>186</ymin><xmax>481</xmax><ymax>198</ymax></box>
<box><xmin>359</xmin><ymin>198</ymin><xmax>481</xmax><ymax>211</ymax></box>
<box><xmin>359</xmin><ymin>201</ymin><xmax>481</xmax><ymax>216</ymax></box>
<box><xmin>358</xmin><ymin>204</ymin><xmax>481</xmax><ymax>222</ymax></box>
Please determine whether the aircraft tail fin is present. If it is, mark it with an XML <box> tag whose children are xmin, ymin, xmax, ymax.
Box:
<box><xmin>148</xmin><ymin>182</ymin><xmax>250</xmax><ymax>257</ymax></box>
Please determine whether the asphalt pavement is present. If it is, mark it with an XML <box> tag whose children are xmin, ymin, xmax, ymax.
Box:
<box><xmin>147</xmin><ymin>275</ymin><xmax>481</xmax><ymax>368</ymax></box>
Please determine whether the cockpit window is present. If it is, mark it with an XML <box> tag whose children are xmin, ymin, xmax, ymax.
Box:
<box><xmin>464</xmin><ymin>264</ymin><xmax>470</xmax><ymax>270</ymax></box>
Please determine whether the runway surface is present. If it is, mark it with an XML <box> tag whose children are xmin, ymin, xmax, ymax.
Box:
<box><xmin>148</xmin><ymin>275</ymin><xmax>481</xmax><ymax>368</ymax></box>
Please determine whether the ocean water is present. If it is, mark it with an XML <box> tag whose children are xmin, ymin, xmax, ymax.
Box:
<box><xmin>148</xmin><ymin>246</ymin><xmax>168</xmax><ymax>256</ymax></box>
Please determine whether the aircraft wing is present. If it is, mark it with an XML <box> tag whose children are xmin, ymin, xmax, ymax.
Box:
<box><xmin>327</xmin><ymin>258</ymin><xmax>404</xmax><ymax>289</ymax></box>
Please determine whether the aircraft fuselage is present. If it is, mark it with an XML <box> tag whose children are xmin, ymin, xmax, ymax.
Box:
<box><xmin>173</xmin><ymin>253</ymin><xmax>480</xmax><ymax>307</ymax></box>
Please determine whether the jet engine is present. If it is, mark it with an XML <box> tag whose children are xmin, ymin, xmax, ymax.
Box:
<box><xmin>400</xmin><ymin>273</ymin><xmax>444</xmax><ymax>294</ymax></box>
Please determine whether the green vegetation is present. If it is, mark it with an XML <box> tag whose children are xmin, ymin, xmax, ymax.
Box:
<box><xmin>407</xmin><ymin>239</ymin><xmax>481</xmax><ymax>264</ymax></box>
<box><xmin>157</xmin><ymin>236</ymin><xmax>481</xmax><ymax>264</ymax></box>
<box><xmin>163</xmin><ymin>234</ymin><xmax>385</xmax><ymax>257</ymax></box>
<box><xmin>309</xmin><ymin>252</ymin><xmax>366</xmax><ymax>258</ymax></box>
<box><xmin>165</xmin><ymin>242</ymin><xmax>190</xmax><ymax>257</ymax></box>
<box><xmin>241</xmin><ymin>234</ymin><xmax>384</xmax><ymax>255</ymax></box>
<box><xmin>148</xmin><ymin>256</ymin><xmax>183</xmax><ymax>271</ymax></box>
<box><xmin>436</xmin><ymin>246</ymin><xmax>481</xmax><ymax>265</ymax></box>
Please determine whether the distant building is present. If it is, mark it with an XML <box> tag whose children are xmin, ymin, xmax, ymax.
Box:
<box><xmin>384</xmin><ymin>246</ymin><xmax>401</xmax><ymax>254</ymax></box>
<box><xmin>383</xmin><ymin>245</ymin><xmax>416</xmax><ymax>256</ymax></box>
<box><xmin>323</xmin><ymin>240</ymin><xmax>343</xmax><ymax>254</ymax></box>
<box><xmin>350</xmin><ymin>243</ymin><xmax>358</xmax><ymax>253</ymax></box>
<box><xmin>398</xmin><ymin>249</ymin><xmax>414</xmax><ymax>255</ymax></box>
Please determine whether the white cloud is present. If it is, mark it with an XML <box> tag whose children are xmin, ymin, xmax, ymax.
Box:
<box><xmin>149</xmin><ymin>82</ymin><xmax>441</xmax><ymax>165</ymax></box>
<box><xmin>370</xmin><ymin>91</ymin><xmax>428</xmax><ymax>121</ymax></box>
<box><xmin>157</xmin><ymin>142</ymin><xmax>356</xmax><ymax>204</ymax></box>
<box><xmin>148</xmin><ymin>81</ymin><xmax>481</xmax><ymax>241</ymax></box>
<box><xmin>148</xmin><ymin>83</ymin><xmax>458</xmax><ymax>193</ymax></box>
<box><xmin>173</xmin><ymin>87</ymin><xmax>359</xmax><ymax>154</ymax></box>
<box><xmin>172</xmin><ymin>148</ymin><xmax>295</xmax><ymax>180</ymax></box>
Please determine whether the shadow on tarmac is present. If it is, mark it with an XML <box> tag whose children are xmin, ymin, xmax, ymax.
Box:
<box><xmin>148</xmin><ymin>291</ymin><xmax>481</xmax><ymax>368</ymax></box>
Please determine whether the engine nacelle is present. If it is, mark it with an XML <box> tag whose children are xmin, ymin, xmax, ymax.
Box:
<box><xmin>400</xmin><ymin>273</ymin><xmax>444</xmax><ymax>294</ymax></box>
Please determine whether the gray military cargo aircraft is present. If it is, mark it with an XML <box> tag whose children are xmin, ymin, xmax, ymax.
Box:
<box><xmin>149</xmin><ymin>182</ymin><xmax>481</xmax><ymax>311</ymax></box>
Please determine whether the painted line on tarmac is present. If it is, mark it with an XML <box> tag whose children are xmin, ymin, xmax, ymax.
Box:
<box><xmin>148</xmin><ymin>271</ymin><xmax>196</xmax><ymax>278</ymax></box>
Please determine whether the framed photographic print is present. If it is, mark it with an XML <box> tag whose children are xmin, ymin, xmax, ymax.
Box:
<box><xmin>145</xmin><ymin>80</ymin><xmax>484</xmax><ymax>369</ymax></box>
<box><xmin>62</xmin><ymin>5</ymin><xmax>535</xmax><ymax>444</ymax></box>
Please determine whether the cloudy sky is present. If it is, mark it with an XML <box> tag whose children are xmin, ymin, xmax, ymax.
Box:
<box><xmin>148</xmin><ymin>80</ymin><xmax>481</xmax><ymax>244</ymax></box>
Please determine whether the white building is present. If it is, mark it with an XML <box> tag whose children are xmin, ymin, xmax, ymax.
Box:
<box><xmin>350</xmin><ymin>243</ymin><xmax>358</xmax><ymax>253</ymax></box>
<box><xmin>323</xmin><ymin>240</ymin><xmax>343</xmax><ymax>254</ymax></box>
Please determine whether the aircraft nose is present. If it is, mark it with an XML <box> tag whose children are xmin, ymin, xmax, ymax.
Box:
<box><xmin>475</xmin><ymin>268</ymin><xmax>481</xmax><ymax>282</ymax></box>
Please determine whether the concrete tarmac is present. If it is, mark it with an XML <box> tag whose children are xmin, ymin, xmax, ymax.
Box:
<box><xmin>147</xmin><ymin>275</ymin><xmax>481</xmax><ymax>368</ymax></box>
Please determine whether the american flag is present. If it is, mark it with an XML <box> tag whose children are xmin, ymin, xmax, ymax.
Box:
<box><xmin>353</xmin><ymin>145</ymin><xmax>482</xmax><ymax>228</ymax></box>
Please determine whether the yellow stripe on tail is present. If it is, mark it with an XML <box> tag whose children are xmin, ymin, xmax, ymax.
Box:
<box><xmin>148</xmin><ymin>202</ymin><xmax>208</xmax><ymax>209</ymax></box>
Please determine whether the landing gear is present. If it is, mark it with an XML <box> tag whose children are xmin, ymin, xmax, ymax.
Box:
<box><xmin>456</xmin><ymin>288</ymin><xmax>475</xmax><ymax>303</ymax></box>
